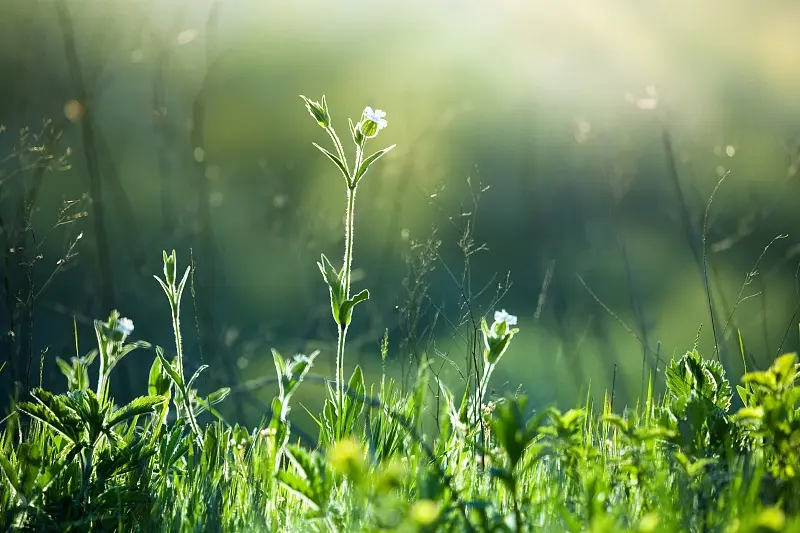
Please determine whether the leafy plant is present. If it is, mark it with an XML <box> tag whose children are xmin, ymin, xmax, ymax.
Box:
<box><xmin>154</xmin><ymin>250</ymin><xmax>229</xmax><ymax>446</ymax></box>
<box><xmin>734</xmin><ymin>351</ymin><xmax>800</xmax><ymax>505</ymax></box>
<box><xmin>662</xmin><ymin>348</ymin><xmax>733</xmax><ymax>458</ymax></box>
<box><xmin>300</xmin><ymin>95</ymin><xmax>394</xmax><ymax>443</ymax></box>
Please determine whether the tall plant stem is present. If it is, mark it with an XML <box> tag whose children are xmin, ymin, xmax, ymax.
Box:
<box><xmin>336</xmin><ymin>184</ymin><xmax>357</xmax><ymax>416</ymax></box>
<box><xmin>171</xmin><ymin>296</ymin><xmax>203</xmax><ymax>445</ymax></box>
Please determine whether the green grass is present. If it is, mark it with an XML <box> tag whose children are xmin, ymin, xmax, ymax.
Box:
<box><xmin>2</xmin><ymin>341</ymin><xmax>800</xmax><ymax>532</ymax></box>
<box><xmin>3</xmin><ymin>97</ymin><xmax>800</xmax><ymax>533</ymax></box>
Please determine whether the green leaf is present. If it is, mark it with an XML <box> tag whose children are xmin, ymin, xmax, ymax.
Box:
<box><xmin>206</xmin><ymin>387</ymin><xmax>230</xmax><ymax>405</ymax></box>
<box><xmin>634</xmin><ymin>427</ymin><xmax>677</xmax><ymax>441</ymax></box>
<box><xmin>106</xmin><ymin>395</ymin><xmax>167</xmax><ymax>429</ymax></box>
<box><xmin>353</xmin><ymin>144</ymin><xmax>396</xmax><ymax>185</ymax></box>
<box><xmin>155</xmin><ymin>346</ymin><xmax>183</xmax><ymax>388</ymax></box>
<box><xmin>742</xmin><ymin>370</ymin><xmax>777</xmax><ymax>391</ymax></box>
<box><xmin>186</xmin><ymin>364</ymin><xmax>209</xmax><ymax>392</ymax></box>
<box><xmin>109</xmin><ymin>341</ymin><xmax>152</xmax><ymax>374</ymax></box>
<box><xmin>0</xmin><ymin>452</ymin><xmax>22</xmax><ymax>498</ymax></box>
<box><xmin>734</xmin><ymin>406</ymin><xmax>764</xmax><ymax>422</ymax></box>
<box><xmin>348</xmin><ymin>118</ymin><xmax>364</xmax><ymax>146</ymax></box>
<box><xmin>276</xmin><ymin>470</ymin><xmax>318</xmax><ymax>511</ymax></box>
<box><xmin>771</xmin><ymin>353</ymin><xmax>798</xmax><ymax>388</ymax></box>
<box><xmin>18</xmin><ymin>442</ymin><xmax>44</xmax><ymax>495</ymax></box>
<box><xmin>154</xmin><ymin>275</ymin><xmax>172</xmax><ymax>302</ymax></box>
<box><xmin>17</xmin><ymin>393</ymin><xmax>81</xmax><ymax>443</ymax></box>
<box><xmin>736</xmin><ymin>384</ymin><xmax>751</xmax><ymax>406</ymax></box>
<box><xmin>342</xmin><ymin>365</ymin><xmax>366</xmax><ymax>433</ymax></box>
<box><xmin>175</xmin><ymin>266</ymin><xmax>191</xmax><ymax>305</ymax></box>
<box><xmin>602</xmin><ymin>414</ymin><xmax>629</xmax><ymax>433</ymax></box>
<box><xmin>338</xmin><ymin>288</ymin><xmax>369</xmax><ymax>326</ymax></box>
<box><xmin>312</xmin><ymin>142</ymin><xmax>349</xmax><ymax>178</ymax></box>
<box><xmin>318</xmin><ymin>253</ymin><xmax>345</xmax><ymax>325</ymax></box>
<box><xmin>56</xmin><ymin>357</ymin><xmax>76</xmax><ymax>389</ymax></box>
<box><xmin>149</xmin><ymin>355</ymin><xmax>172</xmax><ymax>397</ymax></box>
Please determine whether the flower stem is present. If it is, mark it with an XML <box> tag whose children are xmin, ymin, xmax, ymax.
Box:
<box><xmin>171</xmin><ymin>298</ymin><xmax>203</xmax><ymax>446</ymax></box>
<box><xmin>336</xmin><ymin>184</ymin><xmax>357</xmax><ymax>420</ymax></box>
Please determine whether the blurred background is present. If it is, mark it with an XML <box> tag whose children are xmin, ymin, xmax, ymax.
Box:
<box><xmin>2</xmin><ymin>0</ymin><xmax>800</xmax><ymax>432</ymax></box>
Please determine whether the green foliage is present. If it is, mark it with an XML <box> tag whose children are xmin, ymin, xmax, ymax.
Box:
<box><xmin>734</xmin><ymin>352</ymin><xmax>800</xmax><ymax>505</ymax></box>
<box><xmin>662</xmin><ymin>349</ymin><xmax>733</xmax><ymax>458</ymax></box>
<box><xmin>4</xmin><ymin>96</ymin><xmax>800</xmax><ymax>533</ymax></box>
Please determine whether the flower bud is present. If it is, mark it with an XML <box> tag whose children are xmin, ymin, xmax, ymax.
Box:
<box><xmin>163</xmin><ymin>250</ymin><xmax>176</xmax><ymax>286</ymax></box>
<box><xmin>358</xmin><ymin>107</ymin><xmax>387</xmax><ymax>139</ymax></box>
<box><xmin>300</xmin><ymin>95</ymin><xmax>331</xmax><ymax>128</ymax></box>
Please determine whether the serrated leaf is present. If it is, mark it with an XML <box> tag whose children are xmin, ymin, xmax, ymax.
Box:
<box><xmin>17</xmin><ymin>402</ymin><xmax>76</xmax><ymax>443</ymax></box>
<box><xmin>106</xmin><ymin>395</ymin><xmax>167</xmax><ymax>429</ymax></box>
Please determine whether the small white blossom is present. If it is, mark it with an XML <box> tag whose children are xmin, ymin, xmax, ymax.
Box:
<box><xmin>493</xmin><ymin>309</ymin><xmax>517</xmax><ymax>327</ymax></box>
<box><xmin>358</xmin><ymin>107</ymin><xmax>388</xmax><ymax>139</ymax></box>
<box><xmin>116</xmin><ymin>317</ymin><xmax>134</xmax><ymax>336</ymax></box>
<box><xmin>363</xmin><ymin>107</ymin><xmax>387</xmax><ymax>128</ymax></box>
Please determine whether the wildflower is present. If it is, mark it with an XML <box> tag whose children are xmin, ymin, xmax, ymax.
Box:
<box><xmin>358</xmin><ymin>107</ymin><xmax>387</xmax><ymax>139</ymax></box>
<box><xmin>116</xmin><ymin>317</ymin><xmax>134</xmax><ymax>337</ymax></box>
<box><xmin>494</xmin><ymin>309</ymin><xmax>517</xmax><ymax>327</ymax></box>
<box><xmin>481</xmin><ymin>309</ymin><xmax>519</xmax><ymax>365</ymax></box>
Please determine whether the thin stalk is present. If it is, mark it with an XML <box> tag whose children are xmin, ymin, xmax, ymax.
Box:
<box><xmin>342</xmin><ymin>186</ymin><xmax>357</xmax><ymax>301</ymax></box>
<box><xmin>171</xmin><ymin>306</ymin><xmax>185</xmax><ymax>382</ymax></box>
<box><xmin>327</xmin><ymin>127</ymin><xmax>350</xmax><ymax>176</ymax></box>
<box><xmin>336</xmin><ymin>324</ymin><xmax>347</xmax><ymax>422</ymax></box>
<box><xmin>336</xmin><ymin>184</ymin><xmax>357</xmax><ymax>418</ymax></box>
<box><xmin>171</xmin><ymin>298</ymin><xmax>203</xmax><ymax>446</ymax></box>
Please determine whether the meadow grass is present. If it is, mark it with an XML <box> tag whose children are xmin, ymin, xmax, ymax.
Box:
<box><xmin>2</xmin><ymin>98</ymin><xmax>800</xmax><ymax>533</ymax></box>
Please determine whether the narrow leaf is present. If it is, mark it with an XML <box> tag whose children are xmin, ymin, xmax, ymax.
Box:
<box><xmin>354</xmin><ymin>144</ymin><xmax>396</xmax><ymax>184</ymax></box>
<box><xmin>312</xmin><ymin>142</ymin><xmax>349</xmax><ymax>178</ymax></box>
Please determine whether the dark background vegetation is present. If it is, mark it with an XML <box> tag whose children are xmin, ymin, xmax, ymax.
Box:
<box><xmin>2</xmin><ymin>0</ymin><xmax>800</xmax><ymax>431</ymax></box>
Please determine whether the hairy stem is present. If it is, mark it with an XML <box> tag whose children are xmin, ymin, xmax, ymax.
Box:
<box><xmin>336</xmin><ymin>185</ymin><xmax>357</xmax><ymax>418</ymax></box>
<box><xmin>171</xmin><ymin>298</ymin><xmax>203</xmax><ymax>446</ymax></box>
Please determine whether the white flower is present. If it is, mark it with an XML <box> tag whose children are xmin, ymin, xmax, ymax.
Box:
<box><xmin>116</xmin><ymin>317</ymin><xmax>134</xmax><ymax>336</ymax></box>
<box><xmin>358</xmin><ymin>107</ymin><xmax>388</xmax><ymax>139</ymax></box>
<box><xmin>493</xmin><ymin>309</ymin><xmax>517</xmax><ymax>327</ymax></box>
<box><xmin>363</xmin><ymin>107</ymin><xmax>387</xmax><ymax>128</ymax></box>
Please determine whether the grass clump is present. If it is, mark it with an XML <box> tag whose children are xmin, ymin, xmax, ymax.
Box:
<box><xmin>2</xmin><ymin>97</ymin><xmax>800</xmax><ymax>533</ymax></box>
